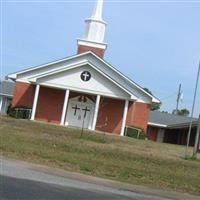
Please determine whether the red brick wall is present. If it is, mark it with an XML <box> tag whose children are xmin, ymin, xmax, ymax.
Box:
<box><xmin>126</xmin><ymin>101</ymin><xmax>134</xmax><ymax>126</ymax></box>
<box><xmin>96</xmin><ymin>97</ymin><xmax>124</xmax><ymax>135</ymax></box>
<box><xmin>126</xmin><ymin>101</ymin><xmax>151</xmax><ymax>132</ymax></box>
<box><xmin>12</xmin><ymin>82</ymin><xmax>150</xmax><ymax>135</ymax></box>
<box><xmin>35</xmin><ymin>87</ymin><xmax>65</xmax><ymax>124</ymax></box>
<box><xmin>77</xmin><ymin>45</ymin><xmax>105</xmax><ymax>58</ymax></box>
<box><xmin>12</xmin><ymin>81</ymin><xmax>35</xmax><ymax>108</ymax></box>
<box><xmin>147</xmin><ymin>127</ymin><xmax>158</xmax><ymax>141</ymax></box>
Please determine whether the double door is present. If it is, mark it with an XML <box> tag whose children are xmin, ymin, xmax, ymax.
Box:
<box><xmin>66</xmin><ymin>101</ymin><xmax>94</xmax><ymax>129</ymax></box>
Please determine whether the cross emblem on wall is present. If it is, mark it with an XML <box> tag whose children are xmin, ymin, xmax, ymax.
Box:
<box><xmin>81</xmin><ymin>71</ymin><xmax>91</xmax><ymax>82</ymax></box>
<box><xmin>71</xmin><ymin>105</ymin><xmax>90</xmax><ymax>118</ymax></box>
<box><xmin>72</xmin><ymin>105</ymin><xmax>80</xmax><ymax>116</ymax></box>
<box><xmin>82</xmin><ymin>106</ymin><xmax>90</xmax><ymax>118</ymax></box>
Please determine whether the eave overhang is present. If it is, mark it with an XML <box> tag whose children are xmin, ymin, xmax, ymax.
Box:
<box><xmin>7</xmin><ymin>51</ymin><xmax>160</xmax><ymax>104</ymax></box>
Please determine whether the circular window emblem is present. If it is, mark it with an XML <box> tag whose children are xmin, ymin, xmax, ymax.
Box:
<box><xmin>80</xmin><ymin>71</ymin><xmax>91</xmax><ymax>82</ymax></box>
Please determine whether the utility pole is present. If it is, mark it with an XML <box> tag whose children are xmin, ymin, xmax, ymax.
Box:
<box><xmin>193</xmin><ymin>114</ymin><xmax>200</xmax><ymax>157</ymax></box>
<box><xmin>175</xmin><ymin>83</ymin><xmax>182</xmax><ymax>115</ymax></box>
<box><xmin>185</xmin><ymin>61</ymin><xmax>200</xmax><ymax>158</ymax></box>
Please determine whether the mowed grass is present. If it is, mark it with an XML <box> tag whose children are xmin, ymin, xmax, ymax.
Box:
<box><xmin>0</xmin><ymin>116</ymin><xmax>200</xmax><ymax>195</ymax></box>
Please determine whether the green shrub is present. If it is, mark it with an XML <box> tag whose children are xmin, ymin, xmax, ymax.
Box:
<box><xmin>8</xmin><ymin>107</ymin><xmax>32</xmax><ymax>119</ymax></box>
<box><xmin>126</xmin><ymin>126</ymin><xmax>147</xmax><ymax>140</ymax></box>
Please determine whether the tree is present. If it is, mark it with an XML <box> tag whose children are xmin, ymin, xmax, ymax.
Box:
<box><xmin>172</xmin><ymin>108</ymin><xmax>190</xmax><ymax>116</ymax></box>
<box><xmin>143</xmin><ymin>88</ymin><xmax>160</xmax><ymax>111</ymax></box>
<box><xmin>161</xmin><ymin>111</ymin><xmax>169</xmax><ymax>114</ymax></box>
<box><xmin>151</xmin><ymin>103</ymin><xmax>160</xmax><ymax>111</ymax></box>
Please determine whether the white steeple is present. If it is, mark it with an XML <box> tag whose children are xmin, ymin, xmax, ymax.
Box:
<box><xmin>92</xmin><ymin>0</ymin><xmax>103</xmax><ymax>20</ymax></box>
<box><xmin>77</xmin><ymin>0</ymin><xmax>107</xmax><ymax>51</ymax></box>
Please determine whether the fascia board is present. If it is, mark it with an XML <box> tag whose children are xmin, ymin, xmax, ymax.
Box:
<box><xmin>28</xmin><ymin>61</ymin><xmax>88</xmax><ymax>82</ymax></box>
<box><xmin>0</xmin><ymin>93</ymin><xmax>13</xmax><ymax>97</ymax></box>
<box><xmin>147</xmin><ymin>122</ymin><xmax>167</xmax><ymax>128</ymax></box>
<box><xmin>6</xmin><ymin>52</ymin><xmax>91</xmax><ymax>79</ymax></box>
<box><xmin>88</xmin><ymin>51</ymin><xmax>161</xmax><ymax>103</ymax></box>
<box><xmin>29</xmin><ymin>61</ymin><xmax>136</xmax><ymax>100</ymax></box>
<box><xmin>39</xmin><ymin>82</ymin><xmax>130</xmax><ymax>100</ymax></box>
<box><xmin>6</xmin><ymin>50</ymin><xmax>160</xmax><ymax>103</ymax></box>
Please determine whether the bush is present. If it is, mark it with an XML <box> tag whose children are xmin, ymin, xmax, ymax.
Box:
<box><xmin>8</xmin><ymin>107</ymin><xmax>32</xmax><ymax>119</ymax></box>
<box><xmin>126</xmin><ymin>126</ymin><xmax>147</xmax><ymax>140</ymax></box>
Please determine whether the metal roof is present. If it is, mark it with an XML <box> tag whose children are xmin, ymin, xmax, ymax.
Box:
<box><xmin>148</xmin><ymin>111</ymin><xmax>198</xmax><ymax>128</ymax></box>
<box><xmin>0</xmin><ymin>80</ymin><xmax>15</xmax><ymax>96</ymax></box>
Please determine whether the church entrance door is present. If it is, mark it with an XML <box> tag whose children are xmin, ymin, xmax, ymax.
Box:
<box><xmin>65</xmin><ymin>96</ymin><xmax>95</xmax><ymax>129</ymax></box>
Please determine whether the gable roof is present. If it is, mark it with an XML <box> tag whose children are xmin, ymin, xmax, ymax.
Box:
<box><xmin>148</xmin><ymin>111</ymin><xmax>198</xmax><ymax>128</ymax></box>
<box><xmin>0</xmin><ymin>80</ymin><xmax>15</xmax><ymax>97</ymax></box>
<box><xmin>7</xmin><ymin>51</ymin><xmax>160</xmax><ymax>103</ymax></box>
<box><xmin>30</xmin><ymin>61</ymin><xmax>135</xmax><ymax>99</ymax></box>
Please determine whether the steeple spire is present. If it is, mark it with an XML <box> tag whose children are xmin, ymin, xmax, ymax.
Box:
<box><xmin>77</xmin><ymin>0</ymin><xmax>107</xmax><ymax>58</ymax></box>
<box><xmin>92</xmin><ymin>0</ymin><xmax>103</xmax><ymax>20</ymax></box>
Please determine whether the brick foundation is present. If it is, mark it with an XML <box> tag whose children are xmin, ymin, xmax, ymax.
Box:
<box><xmin>12</xmin><ymin>81</ymin><xmax>35</xmax><ymax>108</ymax></box>
<box><xmin>35</xmin><ymin>87</ymin><xmax>65</xmax><ymax>124</ymax></box>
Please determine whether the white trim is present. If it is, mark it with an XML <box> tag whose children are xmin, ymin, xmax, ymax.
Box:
<box><xmin>0</xmin><ymin>93</ymin><xmax>13</xmax><ymax>97</ymax></box>
<box><xmin>0</xmin><ymin>97</ymin><xmax>3</xmax><ymax>114</ymax></box>
<box><xmin>88</xmin><ymin>52</ymin><xmax>161</xmax><ymax>104</ymax></box>
<box><xmin>148</xmin><ymin>122</ymin><xmax>199</xmax><ymax>129</ymax></box>
<box><xmin>29</xmin><ymin>61</ymin><xmax>135</xmax><ymax>99</ymax></box>
<box><xmin>147</xmin><ymin>122</ymin><xmax>167</xmax><ymax>128</ymax></box>
<box><xmin>91</xmin><ymin>95</ymin><xmax>100</xmax><ymax>130</ymax></box>
<box><xmin>7</xmin><ymin>52</ymin><xmax>91</xmax><ymax>79</ymax></box>
<box><xmin>77</xmin><ymin>39</ymin><xmax>107</xmax><ymax>50</ymax></box>
<box><xmin>89</xmin><ymin>62</ymin><xmax>133</xmax><ymax>97</ymax></box>
<box><xmin>7</xmin><ymin>51</ymin><xmax>160</xmax><ymax>103</ymax></box>
<box><xmin>39</xmin><ymin>82</ymin><xmax>130</xmax><ymax>100</ymax></box>
<box><xmin>7</xmin><ymin>74</ymin><xmax>17</xmax><ymax>79</ymax></box>
<box><xmin>29</xmin><ymin>61</ymin><xmax>89</xmax><ymax>82</ymax></box>
<box><xmin>16</xmin><ymin>79</ymin><xmax>30</xmax><ymax>84</ymax></box>
<box><xmin>120</xmin><ymin>100</ymin><xmax>129</xmax><ymax>136</ymax></box>
<box><xmin>30</xmin><ymin>85</ymin><xmax>40</xmax><ymax>121</ymax></box>
<box><xmin>60</xmin><ymin>89</ymin><xmax>70</xmax><ymax>125</ymax></box>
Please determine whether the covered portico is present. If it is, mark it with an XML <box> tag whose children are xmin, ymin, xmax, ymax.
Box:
<box><xmin>8</xmin><ymin>52</ymin><xmax>159</xmax><ymax>136</ymax></box>
<box><xmin>30</xmin><ymin>84</ymin><xmax>129</xmax><ymax>136</ymax></box>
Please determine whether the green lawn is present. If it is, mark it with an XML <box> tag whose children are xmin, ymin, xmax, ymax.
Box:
<box><xmin>0</xmin><ymin>116</ymin><xmax>200</xmax><ymax>195</ymax></box>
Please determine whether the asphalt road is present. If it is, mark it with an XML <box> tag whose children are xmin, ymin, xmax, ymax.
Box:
<box><xmin>0</xmin><ymin>175</ymin><xmax>136</xmax><ymax>200</ymax></box>
<box><xmin>0</xmin><ymin>158</ymin><xmax>192</xmax><ymax>200</ymax></box>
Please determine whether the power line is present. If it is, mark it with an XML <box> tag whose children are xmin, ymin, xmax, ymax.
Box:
<box><xmin>160</xmin><ymin>92</ymin><xmax>177</xmax><ymax>101</ymax></box>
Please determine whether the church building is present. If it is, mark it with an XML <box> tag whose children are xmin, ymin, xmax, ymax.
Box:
<box><xmin>8</xmin><ymin>0</ymin><xmax>160</xmax><ymax>136</ymax></box>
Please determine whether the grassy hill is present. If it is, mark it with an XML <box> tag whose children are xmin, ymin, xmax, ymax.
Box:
<box><xmin>0</xmin><ymin>116</ymin><xmax>200</xmax><ymax>195</ymax></box>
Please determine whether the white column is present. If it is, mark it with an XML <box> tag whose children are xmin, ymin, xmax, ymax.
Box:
<box><xmin>60</xmin><ymin>89</ymin><xmax>70</xmax><ymax>125</ymax></box>
<box><xmin>0</xmin><ymin>97</ymin><xmax>3</xmax><ymax>115</ymax></box>
<box><xmin>91</xmin><ymin>95</ymin><xmax>101</xmax><ymax>131</ymax></box>
<box><xmin>120</xmin><ymin>100</ymin><xmax>129</xmax><ymax>136</ymax></box>
<box><xmin>31</xmin><ymin>84</ymin><xmax>40</xmax><ymax>121</ymax></box>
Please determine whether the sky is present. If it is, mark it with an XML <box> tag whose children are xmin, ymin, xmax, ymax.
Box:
<box><xmin>1</xmin><ymin>0</ymin><xmax>200</xmax><ymax>117</ymax></box>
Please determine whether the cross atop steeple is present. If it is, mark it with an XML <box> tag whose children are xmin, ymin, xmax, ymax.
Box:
<box><xmin>77</xmin><ymin>0</ymin><xmax>107</xmax><ymax>58</ymax></box>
